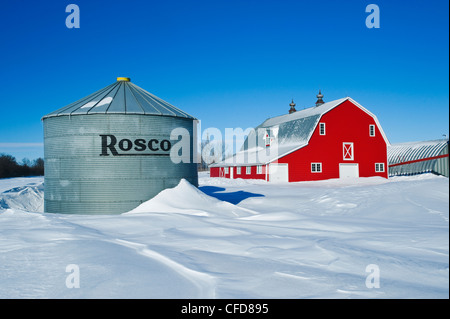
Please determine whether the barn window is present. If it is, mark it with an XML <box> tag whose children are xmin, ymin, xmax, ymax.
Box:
<box><xmin>343</xmin><ymin>142</ymin><xmax>354</xmax><ymax>160</ymax></box>
<box><xmin>246</xmin><ymin>166</ymin><xmax>251</xmax><ymax>174</ymax></box>
<box><xmin>319</xmin><ymin>123</ymin><xmax>326</xmax><ymax>135</ymax></box>
<box><xmin>257</xmin><ymin>165</ymin><xmax>263</xmax><ymax>174</ymax></box>
<box><xmin>237</xmin><ymin>166</ymin><xmax>241</xmax><ymax>174</ymax></box>
<box><xmin>225</xmin><ymin>167</ymin><xmax>229</xmax><ymax>174</ymax></box>
<box><xmin>264</xmin><ymin>131</ymin><xmax>271</xmax><ymax>147</ymax></box>
<box><xmin>311</xmin><ymin>163</ymin><xmax>322</xmax><ymax>173</ymax></box>
<box><xmin>369</xmin><ymin>125</ymin><xmax>375</xmax><ymax>137</ymax></box>
<box><xmin>375</xmin><ymin>163</ymin><xmax>385</xmax><ymax>172</ymax></box>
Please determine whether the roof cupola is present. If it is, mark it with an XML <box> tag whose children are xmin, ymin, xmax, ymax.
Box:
<box><xmin>315</xmin><ymin>90</ymin><xmax>324</xmax><ymax>107</ymax></box>
<box><xmin>289</xmin><ymin>99</ymin><xmax>297</xmax><ymax>114</ymax></box>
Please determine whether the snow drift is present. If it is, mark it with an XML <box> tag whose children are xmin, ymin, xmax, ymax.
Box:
<box><xmin>0</xmin><ymin>181</ymin><xmax>43</xmax><ymax>212</ymax></box>
<box><xmin>126</xmin><ymin>178</ymin><xmax>256</xmax><ymax>217</ymax></box>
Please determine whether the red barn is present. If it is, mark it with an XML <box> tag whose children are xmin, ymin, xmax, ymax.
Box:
<box><xmin>210</xmin><ymin>94</ymin><xmax>389</xmax><ymax>182</ymax></box>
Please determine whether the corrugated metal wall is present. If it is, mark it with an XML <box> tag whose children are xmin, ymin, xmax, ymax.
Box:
<box><xmin>44</xmin><ymin>114</ymin><xmax>197</xmax><ymax>214</ymax></box>
<box><xmin>435</xmin><ymin>143</ymin><xmax>449</xmax><ymax>177</ymax></box>
<box><xmin>388</xmin><ymin>140</ymin><xmax>449</xmax><ymax>177</ymax></box>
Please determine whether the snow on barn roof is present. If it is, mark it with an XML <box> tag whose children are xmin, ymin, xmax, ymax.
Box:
<box><xmin>259</xmin><ymin>97</ymin><xmax>347</xmax><ymax>128</ymax></box>
<box><xmin>42</xmin><ymin>77</ymin><xmax>196</xmax><ymax>120</ymax></box>
<box><xmin>211</xmin><ymin>97</ymin><xmax>389</xmax><ymax>167</ymax></box>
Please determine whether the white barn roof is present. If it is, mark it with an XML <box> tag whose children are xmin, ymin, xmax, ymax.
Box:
<box><xmin>211</xmin><ymin>97</ymin><xmax>389</xmax><ymax>167</ymax></box>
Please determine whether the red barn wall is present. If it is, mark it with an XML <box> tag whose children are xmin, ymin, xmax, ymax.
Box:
<box><xmin>210</xmin><ymin>166</ymin><xmax>220</xmax><ymax>177</ymax></box>
<box><xmin>234</xmin><ymin>165</ymin><xmax>267</xmax><ymax>180</ymax></box>
<box><xmin>209</xmin><ymin>165</ymin><xmax>267</xmax><ymax>180</ymax></box>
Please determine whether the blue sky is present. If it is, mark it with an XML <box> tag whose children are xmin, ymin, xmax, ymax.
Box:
<box><xmin>0</xmin><ymin>0</ymin><xmax>448</xmax><ymax>161</ymax></box>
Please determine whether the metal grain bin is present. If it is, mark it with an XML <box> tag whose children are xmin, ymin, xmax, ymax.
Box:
<box><xmin>42</xmin><ymin>77</ymin><xmax>198</xmax><ymax>214</ymax></box>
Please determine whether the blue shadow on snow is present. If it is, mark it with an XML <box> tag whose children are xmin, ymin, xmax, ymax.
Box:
<box><xmin>199</xmin><ymin>186</ymin><xmax>265</xmax><ymax>205</ymax></box>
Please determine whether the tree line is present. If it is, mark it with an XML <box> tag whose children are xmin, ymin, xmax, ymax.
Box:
<box><xmin>0</xmin><ymin>154</ymin><xmax>44</xmax><ymax>178</ymax></box>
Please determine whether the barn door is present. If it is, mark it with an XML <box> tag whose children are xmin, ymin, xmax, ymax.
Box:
<box><xmin>269</xmin><ymin>163</ymin><xmax>289</xmax><ymax>182</ymax></box>
<box><xmin>339</xmin><ymin>163</ymin><xmax>359</xmax><ymax>178</ymax></box>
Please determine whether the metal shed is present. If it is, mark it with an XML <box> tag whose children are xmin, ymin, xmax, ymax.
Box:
<box><xmin>388</xmin><ymin>139</ymin><xmax>449</xmax><ymax>177</ymax></box>
<box><xmin>42</xmin><ymin>77</ymin><xmax>198</xmax><ymax>214</ymax></box>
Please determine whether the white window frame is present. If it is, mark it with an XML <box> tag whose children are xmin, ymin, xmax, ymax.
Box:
<box><xmin>246</xmin><ymin>166</ymin><xmax>251</xmax><ymax>175</ymax></box>
<box><xmin>375</xmin><ymin>163</ymin><xmax>385</xmax><ymax>172</ymax></box>
<box><xmin>311</xmin><ymin>163</ymin><xmax>322</xmax><ymax>173</ymax></box>
<box><xmin>369</xmin><ymin>124</ymin><xmax>375</xmax><ymax>137</ymax></box>
<box><xmin>236</xmin><ymin>166</ymin><xmax>241</xmax><ymax>174</ymax></box>
<box><xmin>343</xmin><ymin>142</ymin><xmax>354</xmax><ymax>161</ymax></box>
<box><xmin>224</xmin><ymin>167</ymin><xmax>229</xmax><ymax>174</ymax></box>
<box><xmin>257</xmin><ymin>165</ymin><xmax>263</xmax><ymax>174</ymax></box>
<box><xmin>319</xmin><ymin>122</ymin><xmax>326</xmax><ymax>135</ymax></box>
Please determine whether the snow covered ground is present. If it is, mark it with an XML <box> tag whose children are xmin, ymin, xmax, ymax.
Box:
<box><xmin>0</xmin><ymin>172</ymin><xmax>448</xmax><ymax>298</ymax></box>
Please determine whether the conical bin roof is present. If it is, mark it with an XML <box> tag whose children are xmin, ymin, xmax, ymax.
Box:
<box><xmin>42</xmin><ymin>77</ymin><xmax>196</xmax><ymax>120</ymax></box>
